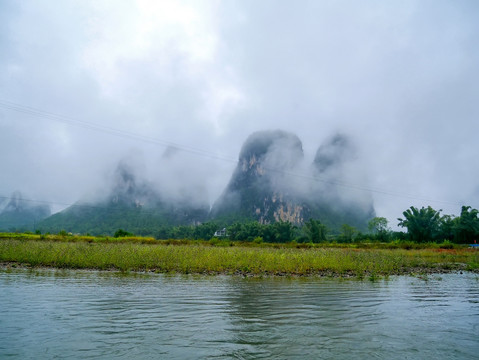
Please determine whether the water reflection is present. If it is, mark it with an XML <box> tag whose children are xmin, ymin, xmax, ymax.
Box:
<box><xmin>0</xmin><ymin>269</ymin><xmax>478</xmax><ymax>359</ymax></box>
<box><xmin>221</xmin><ymin>279</ymin><xmax>390</xmax><ymax>359</ymax></box>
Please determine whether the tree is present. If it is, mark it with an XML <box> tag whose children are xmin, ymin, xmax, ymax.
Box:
<box><xmin>397</xmin><ymin>206</ymin><xmax>442</xmax><ymax>242</ymax></box>
<box><xmin>368</xmin><ymin>217</ymin><xmax>390</xmax><ymax>242</ymax></box>
<box><xmin>338</xmin><ymin>224</ymin><xmax>357</xmax><ymax>242</ymax></box>
<box><xmin>114</xmin><ymin>229</ymin><xmax>132</xmax><ymax>238</ymax></box>
<box><xmin>368</xmin><ymin>217</ymin><xmax>389</xmax><ymax>234</ymax></box>
<box><xmin>243</xmin><ymin>222</ymin><xmax>263</xmax><ymax>241</ymax></box>
<box><xmin>454</xmin><ymin>206</ymin><xmax>479</xmax><ymax>243</ymax></box>
<box><xmin>261</xmin><ymin>223</ymin><xmax>277</xmax><ymax>243</ymax></box>
<box><xmin>226</xmin><ymin>221</ymin><xmax>263</xmax><ymax>241</ymax></box>
<box><xmin>272</xmin><ymin>221</ymin><xmax>295</xmax><ymax>243</ymax></box>
<box><xmin>438</xmin><ymin>214</ymin><xmax>456</xmax><ymax>241</ymax></box>
<box><xmin>304</xmin><ymin>219</ymin><xmax>328</xmax><ymax>243</ymax></box>
<box><xmin>226</xmin><ymin>222</ymin><xmax>243</xmax><ymax>241</ymax></box>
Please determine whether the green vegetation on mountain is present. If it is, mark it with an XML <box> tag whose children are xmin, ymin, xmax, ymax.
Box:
<box><xmin>17</xmin><ymin>203</ymin><xmax>476</xmax><ymax>247</ymax></box>
<box><xmin>211</xmin><ymin>131</ymin><xmax>375</xmax><ymax>230</ymax></box>
<box><xmin>35</xmin><ymin>160</ymin><xmax>209</xmax><ymax>235</ymax></box>
<box><xmin>38</xmin><ymin>200</ymin><xmax>208</xmax><ymax>236</ymax></box>
<box><xmin>3</xmin><ymin>131</ymin><xmax>478</xmax><ymax>245</ymax></box>
<box><xmin>5</xmin><ymin>130</ymin><xmax>375</xmax><ymax>235</ymax></box>
<box><xmin>2</xmin><ymin>203</ymin><xmax>478</xmax><ymax>277</ymax></box>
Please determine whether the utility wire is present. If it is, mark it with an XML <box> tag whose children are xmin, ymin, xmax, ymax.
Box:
<box><xmin>261</xmin><ymin>166</ymin><xmax>463</xmax><ymax>207</ymax></box>
<box><xmin>0</xmin><ymin>99</ymin><xmax>238</xmax><ymax>163</ymax></box>
<box><xmin>0</xmin><ymin>195</ymin><xmax>206</xmax><ymax>216</ymax></box>
<box><xmin>0</xmin><ymin>189</ymin><xmax>463</xmax><ymax>216</ymax></box>
<box><xmin>0</xmin><ymin>99</ymin><xmax>463</xmax><ymax>207</ymax></box>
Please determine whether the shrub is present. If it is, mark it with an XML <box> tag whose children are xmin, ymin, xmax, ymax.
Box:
<box><xmin>439</xmin><ymin>240</ymin><xmax>454</xmax><ymax>249</ymax></box>
<box><xmin>253</xmin><ymin>236</ymin><xmax>263</xmax><ymax>244</ymax></box>
<box><xmin>114</xmin><ymin>229</ymin><xmax>133</xmax><ymax>238</ymax></box>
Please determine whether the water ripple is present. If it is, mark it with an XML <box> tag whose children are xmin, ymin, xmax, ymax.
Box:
<box><xmin>0</xmin><ymin>270</ymin><xmax>478</xmax><ymax>359</ymax></box>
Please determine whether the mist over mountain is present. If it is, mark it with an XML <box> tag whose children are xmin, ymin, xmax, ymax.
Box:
<box><xmin>314</xmin><ymin>134</ymin><xmax>355</xmax><ymax>174</ymax></box>
<box><xmin>0</xmin><ymin>191</ymin><xmax>51</xmax><ymax>231</ymax></box>
<box><xmin>38</xmin><ymin>155</ymin><xmax>210</xmax><ymax>235</ymax></box>
<box><xmin>210</xmin><ymin>130</ymin><xmax>305</xmax><ymax>223</ymax></box>
<box><xmin>1</xmin><ymin>1</ymin><xmax>478</xmax><ymax>236</ymax></box>
<box><xmin>309</xmin><ymin>134</ymin><xmax>375</xmax><ymax>230</ymax></box>
<box><xmin>211</xmin><ymin>130</ymin><xmax>375</xmax><ymax>231</ymax></box>
<box><xmin>34</xmin><ymin>129</ymin><xmax>375</xmax><ymax>234</ymax></box>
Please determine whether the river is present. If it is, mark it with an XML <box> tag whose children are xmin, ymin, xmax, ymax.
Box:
<box><xmin>0</xmin><ymin>269</ymin><xmax>478</xmax><ymax>359</ymax></box>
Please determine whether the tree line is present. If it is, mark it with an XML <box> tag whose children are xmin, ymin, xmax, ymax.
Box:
<box><xmin>135</xmin><ymin>205</ymin><xmax>478</xmax><ymax>244</ymax></box>
<box><xmin>33</xmin><ymin>204</ymin><xmax>478</xmax><ymax>243</ymax></box>
<box><xmin>395</xmin><ymin>205</ymin><xmax>478</xmax><ymax>243</ymax></box>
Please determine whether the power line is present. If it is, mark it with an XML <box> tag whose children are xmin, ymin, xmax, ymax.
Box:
<box><xmin>0</xmin><ymin>195</ymin><xmax>118</xmax><ymax>211</ymax></box>
<box><xmin>0</xmin><ymin>179</ymin><xmax>463</xmax><ymax>216</ymax></box>
<box><xmin>0</xmin><ymin>99</ymin><xmax>464</xmax><ymax>206</ymax></box>
<box><xmin>0</xmin><ymin>195</ymin><xmax>207</xmax><ymax>216</ymax></box>
<box><xmin>264</xmin><ymin>167</ymin><xmax>463</xmax><ymax>207</ymax></box>
<box><xmin>0</xmin><ymin>99</ymin><xmax>238</xmax><ymax>164</ymax></box>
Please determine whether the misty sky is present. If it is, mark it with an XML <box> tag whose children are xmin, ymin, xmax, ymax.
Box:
<box><xmin>1</xmin><ymin>0</ymin><xmax>478</xmax><ymax>228</ymax></box>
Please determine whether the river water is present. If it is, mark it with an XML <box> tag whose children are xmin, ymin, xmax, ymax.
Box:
<box><xmin>0</xmin><ymin>269</ymin><xmax>478</xmax><ymax>359</ymax></box>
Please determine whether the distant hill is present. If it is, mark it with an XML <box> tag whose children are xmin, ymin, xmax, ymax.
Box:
<box><xmin>38</xmin><ymin>161</ymin><xmax>209</xmax><ymax>235</ymax></box>
<box><xmin>210</xmin><ymin>130</ymin><xmax>307</xmax><ymax>224</ymax></box>
<box><xmin>308</xmin><ymin>134</ymin><xmax>375</xmax><ymax>231</ymax></box>
<box><xmin>36</xmin><ymin>129</ymin><xmax>375</xmax><ymax>235</ymax></box>
<box><xmin>210</xmin><ymin>130</ymin><xmax>375</xmax><ymax>231</ymax></box>
<box><xmin>0</xmin><ymin>191</ymin><xmax>51</xmax><ymax>231</ymax></box>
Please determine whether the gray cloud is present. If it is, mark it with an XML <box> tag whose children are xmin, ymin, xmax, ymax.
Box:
<box><xmin>1</xmin><ymin>0</ymin><xmax>478</xmax><ymax>227</ymax></box>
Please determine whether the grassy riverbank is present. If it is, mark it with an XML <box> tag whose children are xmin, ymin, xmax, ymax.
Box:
<box><xmin>1</xmin><ymin>234</ymin><xmax>478</xmax><ymax>277</ymax></box>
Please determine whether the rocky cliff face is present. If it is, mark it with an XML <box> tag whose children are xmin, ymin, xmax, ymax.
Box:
<box><xmin>37</xmin><ymin>129</ymin><xmax>375</xmax><ymax>234</ymax></box>
<box><xmin>211</xmin><ymin>130</ymin><xmax>307</xmax><ymax>224</ymax></box>
<box><xmin>211</xmin><ymin>130</ymin><xmax>375</xmax><ymax>231</ymax></box>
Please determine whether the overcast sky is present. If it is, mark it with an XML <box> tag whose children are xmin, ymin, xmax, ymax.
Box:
<box><xmin>1</xmin><ymin>0</ymin><xmax>478</xmax><ymax>227</ymax></box>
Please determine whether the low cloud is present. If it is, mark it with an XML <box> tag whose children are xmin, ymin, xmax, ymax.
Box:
<box><xmin>0</xmin><ymin>0</ymin><xmax>478</xmax><ymax>229</ymax></box>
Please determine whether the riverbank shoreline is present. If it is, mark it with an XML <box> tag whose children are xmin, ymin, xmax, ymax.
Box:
<box><xmin>1</xmin><ymin>260</ymin><xmax>477</xmax><ymax>280</ymax></box>
<box><xmin>1</xmin><ymin>237</ymin><xmax>478</xmax><ymax>278</ymax></box>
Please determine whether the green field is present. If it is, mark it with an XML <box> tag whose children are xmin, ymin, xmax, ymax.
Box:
<box><xmin>1</xmin><ymin>233</ymin><xmax>478</xmax><ymax>277</ymax></box>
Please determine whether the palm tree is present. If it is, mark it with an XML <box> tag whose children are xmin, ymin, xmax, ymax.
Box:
<box><xmin>397</xmin><ymin>206</ymin><xmax>442</xmax><ymax>242</ymax></box>
<box><xmin>455</xmin><ymin>206</ymin><xmax>479</xmax><ymax>243</ymax></box>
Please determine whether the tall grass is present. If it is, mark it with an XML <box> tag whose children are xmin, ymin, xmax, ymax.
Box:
<box><xmin>1</xmin><ymin>237</ymin><xmax>477</xmax><ymax>276</ymax></box>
